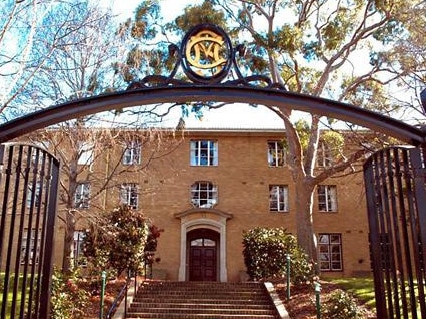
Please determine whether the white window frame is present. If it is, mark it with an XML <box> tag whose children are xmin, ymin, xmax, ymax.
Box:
<box><xmin>21</xmin><ymin>229</ymin><xmax>41</xmax><ymax>265</ymax></box>
<box><xmin>319</xmin><ymin>233</ymin><xmax>343</xmax><ymax>271</ymax></box>
<box><xmin>120</xmin><ymin>183</ymin><xmax>139</xmax><ymax>209</ymax></box>
<box><xmin>73</xmin><ymin>231</ymin><xmax>87</xmax><ymax>267</ymax></box>
<box><xmin>318</xmin><ymin>185</ymin><xmax>338</xmax><ymax>212</ymax></box>
<box><xmin>191</xmin><ymin>181</ymin><xmax>218</xmax><ymax>208</ymax></box>
<box><xmin>78</xmin><ymin>142</ymin><xmax>94</xmax><ymax>166</ymax></box>
<box><xmin>122</xmin><ymin>140</ymin><xmax>141</xmax><ymax>165</ymax></box>
<box><xmin>27</xmin><ymin>181</ymin><xmax>42</xmax><ymax>208</ymax></box>
<box><xmin>269</xmin><ymin>185</ymin><xmax>289</xmax><ymax>212</ymax></box>
<box><xmin>74</xmin><ymin>182</ymin><xmax>90</xmax><ymax>209</ymax></box>
<box><xmin>190</xmin><ymin>140</ymin><xmax>218</xmax><ymax>166</ymax></box>
<box><xmin>268</xmin><ymin>141</ymin><xmax>286</xmax><ymax>167</ymax></box>
<box><xmin>317</xmin><ymin>142</ymin><xmax>333</xmax><ymax>168</ymax></box>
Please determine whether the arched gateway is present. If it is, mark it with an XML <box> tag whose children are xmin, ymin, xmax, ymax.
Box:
<box><xmin>0</xmin><ymin>24</ymin><xmax>425</xmax><ymax>318</ymax></box>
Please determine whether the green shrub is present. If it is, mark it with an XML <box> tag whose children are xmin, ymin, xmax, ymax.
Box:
<box><xmin>83</xmin><ymin>205</ymin><xmax>150</xmax><ymax>276</ymax></box>
<box><xmin>50</xmin><ymin>268</ymin><xmax>89</xmax><ymax>319</ymax></box>
<box><xmin>242</xmin><ymin>227</ymin><xmax>314</xmax><ymax>284</ymax></box>
<box><xmin>322</xmin><ymin>290</ymin><xmax>363</xmax><ymax>319</ymax></box>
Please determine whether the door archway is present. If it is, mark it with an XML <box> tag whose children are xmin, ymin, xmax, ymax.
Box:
<box><xmin>187</xmin><ymin>228</ymin><xmax>220</xmax><ymax>281</ymax></box>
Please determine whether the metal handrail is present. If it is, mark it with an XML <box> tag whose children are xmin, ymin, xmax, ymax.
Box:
<box><xmin>105</xmin><ymin>277</ymin><xmax>132</xmax><ymax>319</ymax></box>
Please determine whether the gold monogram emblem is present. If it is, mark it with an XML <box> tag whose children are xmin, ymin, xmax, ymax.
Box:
<box><xmin>185</xmin><ymin>30</ymin><xmax>229</xmax><ymax>78</ymax></box>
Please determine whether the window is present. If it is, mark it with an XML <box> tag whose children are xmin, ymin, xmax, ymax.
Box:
<box><xmin>78</xmin><ymin>142</ymin><xmax>94</xmax><ymax>165</ymax></box>
<box><xmin>269</xmin><ymin>185</ymin><xmax>289</xmax><ymax>212</ymax></box>
<box><xmin>27</xmin><ymin>181</ymin><xmax>42</xmax><ymax>208</ymax></box>
<box><xmin>74</xmin><ymin>183</ymin><xmax>90</xmax><ymax>209</ymax></box>
<box><xmin>30</xmin><ymin>141</ymin><xmax>50</xmax><ymax>163</ymax></box>
<box><xmin>20</xmin><ymin>229</ymin><xmax>41</xmax><ymax>265</ymax></box>
<box><xmin>318</xmin><ymin>185</ymin><xmax>338</xmax><ymax>212</ymax></box>
<box><xmin>190</xmin><ymin>140</ymin><xmax>218</xmax><ymax>166</ymax></box>
<box><xmin>319</xmin><ymin>233</ymin><xmax>343</xmax><ymax>271</ymax></box>
<box><xmin>120</xmin><ymin>183</ymin><xmax>139</xmax><ymax>209</ymax></box>
<box><xmin>317</xmin><ymin>142</ymin><xmax>333</xmax><ymax>168</ymax></box>
<box><xmin>268</xmin><ymin>141</ymin><xmax>286</xmax><ymax>167</ymax></box>
<box><xmin>122</xmin><ymin>140</ymin><xmax>141</xmax><ymax>165</ymax></box>
<box><xmin>73</xmin><ymin>231</ymin><xmax>86</xmax><ymax>267</ymax></box>
<box><xmin>191</xmin><ymin>181</ymin><xmax>218</xmax><ymax>208</ymax></box>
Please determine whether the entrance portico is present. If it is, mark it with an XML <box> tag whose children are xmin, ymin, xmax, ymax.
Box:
<box><xmin>175</xmin><ymin>208</ymin><xmax>233</xmax><ymax>282</ymax></box>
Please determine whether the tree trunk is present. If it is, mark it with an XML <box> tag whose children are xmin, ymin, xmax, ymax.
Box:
<box><xmin>294</xmin><ymin>179</ymin><xmax>318</xmax><ymax>270</ymax></box>
<box><xmin>62</xmin><ymin>209</ymin><xmax>76</xmax><ymax>273</ymax></box>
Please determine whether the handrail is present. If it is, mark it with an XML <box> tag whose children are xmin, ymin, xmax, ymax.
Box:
<box><xmin>105</xmin><ymin>277</ymin><xmax>132</xmax><ymax>319</ymax></box>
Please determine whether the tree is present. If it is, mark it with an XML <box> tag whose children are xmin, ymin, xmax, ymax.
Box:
<box><xmin>0</xmin><ymin>1</ymin><xmax>119</xmax><ymax>120</ymax></box>
<box><xmin>168</xmin><ymin>0</ymin><xmax>424</xmax><ymax>265</ymax></box>
<box><xmin>18</xmin><ymin>1</ymin><xmax>183</xmax><ymax>273</ymax></box>
<box><xmin>83</xmin><ymin>205</ymin><xmax>150</xmax><ymax>276</ymax></box>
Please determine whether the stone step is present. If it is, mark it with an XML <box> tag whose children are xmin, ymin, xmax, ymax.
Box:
<box><xmin>131</xmin><ymin>298</ymin><xmax>273</xmax><ymax>305</ymax></box>
<box><xmin>125</xmin><ymin>281</ymin><xmax>280</xmax><ymax>319</ymax></box>
<box><xmin>129</xmin><ymin>302</ymin><xmax>275</xmax><ymax>309</ymax></box>
<box><xmin>126</xmin><ymin>313</ymin><xmax>277</xmax><ymax>319</ymax></box>
<box><xmin>128</xmin><ymin>306</ymin><xmax>276</xmax><ymax>315</ymax></box>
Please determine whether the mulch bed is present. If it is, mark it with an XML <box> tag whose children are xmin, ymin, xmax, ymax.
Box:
<box><xmin>275</xmin><ymin>280</ymin><xmax>377</xmax><ymax>319</ymax></box>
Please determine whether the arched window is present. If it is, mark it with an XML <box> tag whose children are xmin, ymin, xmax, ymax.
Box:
<box><xmin>191</xmin><ymin>181</ymin><xmax>218</xmax><ymax>208</ymax></box>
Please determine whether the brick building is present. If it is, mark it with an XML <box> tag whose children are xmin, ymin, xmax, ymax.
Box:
<box><xmin>39</xmin><ymin>127</ymin><xmax>371</xmax><ymax>282</ymax></box>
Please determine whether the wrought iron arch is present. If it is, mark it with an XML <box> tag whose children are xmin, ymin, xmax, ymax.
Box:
<box><xmin>0</xmin><ymin>87</ymin><xmax>425</xmax><ymax>145</ymax></box>
<box><xmin>0</xmin><ymin>23</ymin><xmax>425</xmax><ymax>145</ymax></box>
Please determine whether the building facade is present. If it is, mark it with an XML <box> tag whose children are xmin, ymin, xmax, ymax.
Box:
<box><xmin>42</xmin><ymin>128</ymin><xmax>371</xmax><ymax>282</ymax></box>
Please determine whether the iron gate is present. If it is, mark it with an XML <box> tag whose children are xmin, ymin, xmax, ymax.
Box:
<box><xmin>364</xmin><ymin>146</ymin><xmax>426</xmax><ymax>318</ymax></box>
<box><xmin>0</xmin><ymin>143</ymin><xmax>59</xmax><ymax>319</ymax></box>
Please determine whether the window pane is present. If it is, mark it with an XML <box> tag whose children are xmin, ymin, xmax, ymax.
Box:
<box><xmin>318</xmin><ymin>185</ymin><xmax>337</xmax><ymax>212</ymax></box>
<box><xmin>191</xmin><ymin>239</ymin><xmax>203</xmax><ymax>246</ymax></box>
<box><xmin>318</xmin><ymin>233</ymin><xmax>342</xmax><ymax>271</ymax></box>
<box><xmin>120</xmin><ymin>183</ymin><xmax>138</xmax><ymax>209</ymax></box>
<box><xmin>123</xmin><ymin>140</ymin><xmax>141</xmax><ymax>165</ymax></box>
<box><xmin>190</xmin><ymin>140</ymin><xmax>218</xmax><ymax>166</ymax></box>
<box><xmin>78</xmin><ymin>142</ymin><xmax>94</xmax><ymax>165</ymax></box>
<box><xmin>191</xmin><ymin>181</ymin><xmax>217</xmax><ymax>208</ymax></box>
<box><xmin>204</xmin><ymin>239</ymin><xmax>216</xmax><ymax>246</ymax></box>
<box><xmin>268</xmin><ymin>141</ymin><xmax>286</xmax><ymax>167</ymax></box>
<box><xmin>269</xmin><ymin>185</ymin><xmax>288</xmax><ymax>212</ymax></box>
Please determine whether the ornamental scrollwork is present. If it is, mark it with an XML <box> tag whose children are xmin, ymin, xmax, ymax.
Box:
<box><xmin>127</xmin><ymin>23</ymin><xmax>286</xmax><ymax>90</ymax></box>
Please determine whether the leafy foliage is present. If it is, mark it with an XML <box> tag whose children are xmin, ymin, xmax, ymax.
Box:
<box><xmin>50</xmin><ymin>268</ymin><xmax>89</xmax><ymax>319</ymax></box>
<box><xmin>322</xmin><ymin>290</ymin><xmax>364</xmax><ymax>319</ymax></box>
<box><xmin>242</xmin><ymin>227</ymin><xmax>314</xmax><ymax>284</ymax></box>
<box><xmin>144</xmin><ymin>224</ymin><xmax>164</xmax><ymax>266</ymax></box>
<box><xmin>83</xmin><ymin>205</ymin><xmax>150</xmax><ymax>276</ymax></box>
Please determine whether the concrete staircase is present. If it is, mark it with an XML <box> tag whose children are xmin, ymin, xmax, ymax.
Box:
<box><xmin>125</xmin><ymin>281</ymin><xmax>282</xmax><ymax>319</ymax></box>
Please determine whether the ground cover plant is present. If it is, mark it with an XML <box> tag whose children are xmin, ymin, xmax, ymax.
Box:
<box><xmin>277</xmin><ymin>278</ymin><xmax>377</xmax><ymax>319</ymax></box>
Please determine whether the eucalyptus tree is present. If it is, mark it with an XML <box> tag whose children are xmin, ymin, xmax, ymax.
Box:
<box><xmin>168</xmin><ymin>0</ymin><xmax>424</xmax><ymax>265</ymax></box>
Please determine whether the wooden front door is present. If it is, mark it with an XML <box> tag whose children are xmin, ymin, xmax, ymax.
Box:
<box><xmin>188</xmin><ymin>229</ymin><xmax>219</xmax><ymax>281</ymax></box>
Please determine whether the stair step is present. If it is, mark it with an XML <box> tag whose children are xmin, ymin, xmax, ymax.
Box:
<box><xmin>131</xmin><ymin>299</ymin><xmax>273</xmax><ymax>305</ymax></box>
<box><xmin>125</xmin><ymin>281</ymin><xmax>280</xmax><ymax>319</ymax></box>
<box><xmin>126</xmin><ymin>314</ymin><xmax>278</xmax><ymax>319</ymax></box>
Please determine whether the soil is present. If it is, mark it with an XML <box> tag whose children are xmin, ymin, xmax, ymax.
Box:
<box><xmin>84</xmin><ymin>277</ymin><xmax>128</xmax><ymax>319</ymax></box>
<box><xmin>83</xmin><ymin>279</ymin><xmax>377</xmax><ymax>319</ymax></box>
<box><xmin>275</xmin><ymin>280</ymin><xmax>377</xmax><ymax>319</ymax></box>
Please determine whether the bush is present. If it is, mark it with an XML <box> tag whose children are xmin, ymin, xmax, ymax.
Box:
<box><xmin>322</xmin><ymin>290</ymin><xmax>363</xmax><ymax>319</ymax></box>
<box><xmin>83</xmin><ymin>205</ymin><xmax>150</xmax><ymax>276</ymax></box>
<box><xmin>50</xmin><ymin>268</ymin><xmax>89</xmax><ymax>319</ymax></box>
<box><xmin>242</xmin><ymin>227</ymin><xmax>314</xmax><ymax>284</ymax></box>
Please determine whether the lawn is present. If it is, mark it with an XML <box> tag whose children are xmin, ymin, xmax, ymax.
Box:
<box><xmin>0</xmin><ymin>273</ymin><xmax>32</xmax><ymax>319</ymax></box>
<box><xmin>329</xmin><ymin>277</ymin><xmax>376</xmax><ymax>308</ymax></box>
